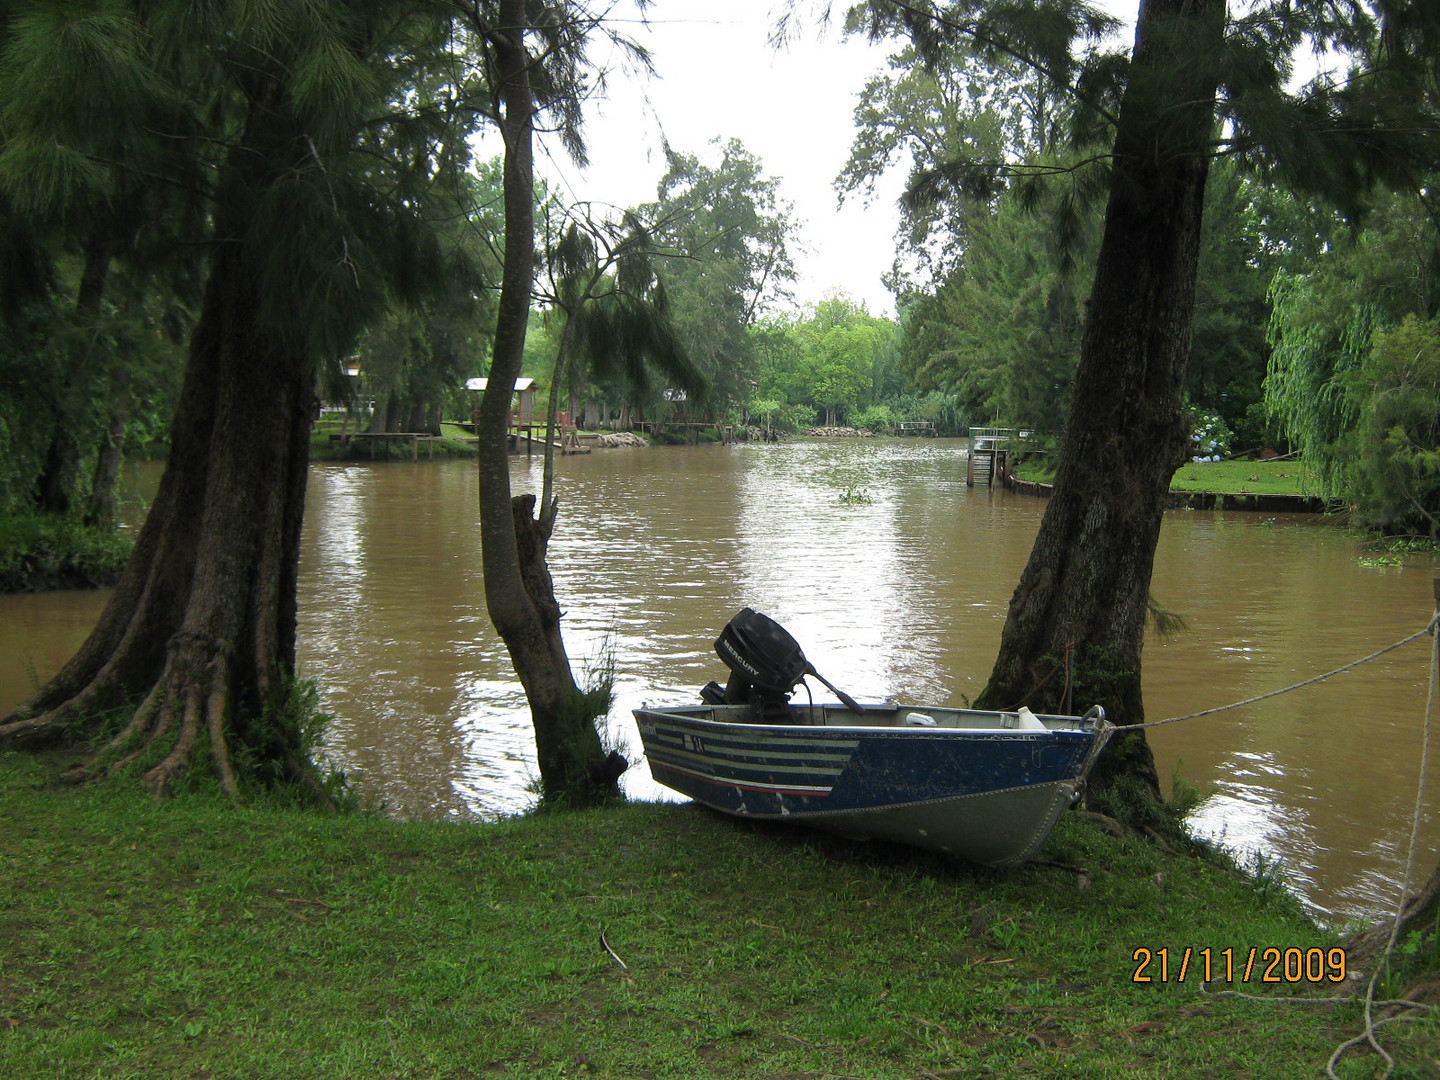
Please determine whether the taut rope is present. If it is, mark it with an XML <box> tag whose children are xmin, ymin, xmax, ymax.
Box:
<box><xmin>1130</xmin><ymin>614</ymin><xmax>1440</xmax><ymax>731</ymax></box>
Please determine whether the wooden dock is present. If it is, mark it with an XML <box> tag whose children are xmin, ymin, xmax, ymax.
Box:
<box><xmin>966</xmin><ymin>427</ymin><xmax>1017</xmax><ymax>487</ymax></box>
<box><xmin>345</xmin><ymin>432</ymin><xmax>446</xmax><ymax>461</ymax></box>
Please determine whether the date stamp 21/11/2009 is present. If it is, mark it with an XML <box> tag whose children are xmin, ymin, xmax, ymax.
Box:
<box><xmin>1131</xmin><ymin>946</ymin><xmax>1348</xmax><ymax>984</ymax></box>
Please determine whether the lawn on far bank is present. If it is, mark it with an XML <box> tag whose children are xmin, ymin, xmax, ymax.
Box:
<box><xmin>1168</xmin><ymin>459</ymin><xmax>1320</xmax><ymax>496</ymax></box>
<box><xmin>1</xmin><ymin>751</ymin><xmax>1434</xmax><ymax>1080</ymax></box>
<box><xmin>1015</xmin><ymin>456</ymin><xmax>1321</xmax><ymax>498</ymax></box>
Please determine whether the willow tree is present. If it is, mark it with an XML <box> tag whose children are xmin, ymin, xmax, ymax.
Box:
<box><xmin>0</xmin><ymin>0</ymin><xmax>461</xmax><ymax>797</ymax></box>
<box><xmin>847</xmin><ymin>0</ymin><xmax>1440</xmax><ymax>814</ymax></box>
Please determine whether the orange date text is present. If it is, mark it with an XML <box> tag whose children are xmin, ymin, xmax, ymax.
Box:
<box><xmin>1130</xmin><ymin>946</ymin><xmax>1347</xmax><ymax>984</ymax></box>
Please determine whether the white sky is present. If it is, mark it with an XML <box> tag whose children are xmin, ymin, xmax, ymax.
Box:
<box><xmin>517</xmin><ymin>1</ymin><xmax>1143</xmax><ymax>320</ymax></box>
<box><xmin>523</xmin><ymin>1</ymin><xmax>915</xmax><ymax>319</ymax></box>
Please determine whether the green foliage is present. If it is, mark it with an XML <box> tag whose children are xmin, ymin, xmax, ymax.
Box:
<box><xmin>1146</xmin><ymin>594</ymin><xmax>1188</xmax><ymax>638</ymax></box>
<box><xmin>248</xmin><ymin>676</ymin><xmax>358</xmax><ymax>811</ymax></box>
<box><xmin>1345</xmin><ymin>315</ymin><xmax>1440</xmax><ymax>534</ymax></box>
<box><xmin>894</xmin><ymin>182</ymin><xmax>1092</xmax><ymax>433</ymax></box>
<box><xmin>635</xmin><ymin>138</ymin><xmax>797</xmax><ymax>410</ymax></box>
<box><xmin>534</xmin><ymin>647</ymin><xmax>623</xmax><ymax>813</ymax></box>
<box><xmin>1187</xmin><ymin>409</ymin><xmax>1233</xmax><ymax>462</ymax></box>
<box><xmin>353</xmin><ymin>163</ymin><xmax>501</xmax><ymax>433</ymax></box>
<box><xmin>1187</xmin><ymin>165</ymin><xmax>1275</xmax><ymax>435</ymax></box>
<box><xmin>0</xmin><ymin>511</ymin><xmax>131</xmax><ymax>592</ymax></box>
<box><xmin>1264</xmin><ymin>192</ymin><xmax>1440</xmax><ymax>530</ymax></box>
<box><xmin>0</xmin><ymin>0</ymin><xmax>469</xmax><ymax>516</ymax></box>
<box><xmin>1166</xmin><ymin>763</ymin><xmax>1207</xmax><ymax>819</ymax></box>
<box><xmin>852</xmin><ymin>403</ymin><xmax>896</xmax><ymax>432</ymax></box>
<box><xmin>751</xmin><ymin>294</ymin><xmax>899</xmax><ymax>428</ymax></box>
<box><xmin>841</xmin><ymin>41</ymin><xmax>1060</xmax><ymax>285</ymax></box>
<box><xmin>846</xmin><ymin>0</ymin><xmax>1440</xmax><ymax>449</ymax></box>
<box><xmin>892</xmin><ymin>160</ymin><xmax>1276</xmax><ymax>439</ymax></box>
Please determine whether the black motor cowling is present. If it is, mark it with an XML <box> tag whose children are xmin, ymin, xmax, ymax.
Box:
<box><xmin>701</xmin><ymin>608</ymin><xmax>863</xmax><ymax>721</ymax></box>
<box><xmin>716</xmin><ymin>607</ymin><xmax>809</xmax><ymax>693</ymax></box>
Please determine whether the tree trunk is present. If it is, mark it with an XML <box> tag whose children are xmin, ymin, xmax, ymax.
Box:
<box><xmin>84</xmin><ymin>376</ymin><xmax>129</xmax><ymax>529</ymax></box>
<box><xmin>976</xmin><ymin>0</ymin><xmax>1225</xmax><ymax>816</ymax></box>
<box><xmin>0</xmin><ymin>87</ymin><xmax>325</xmax><ymax>803</ymax></box>
<box><xmin>1345</xmin><ymin>860</ymin><xmax>1440</xmax><ymax>976</ymax></box>
<box><xmin>35</xmin><ymin>231</ymin><xmax>114</xmax><ymax>515</ymax></box>
<box><xmin>474</xmin><ymin>0</ymin><xmax>623</xmax><ymax>807</ymax></box>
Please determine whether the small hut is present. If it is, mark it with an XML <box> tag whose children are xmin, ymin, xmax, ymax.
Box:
<box><xmin>466</xmin><ymin>377</ymin><xmax>537</xmax><ymax>443</ymax></box>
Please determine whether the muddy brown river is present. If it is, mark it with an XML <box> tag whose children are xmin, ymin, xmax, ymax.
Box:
<box><xmin>3</xmin><ymin>440</ymin><xmax>1437</xmax><ymax>923</ymax></box>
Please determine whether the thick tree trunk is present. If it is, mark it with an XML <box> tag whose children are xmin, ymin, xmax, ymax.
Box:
<box><xmin>976</xmin><ymin>0</ymin><xmax>1225</xmax><ymax>813</ymax></box>
<box><xmin>474</xmin><ymin>1</ymin><xmax>623</xmax><ymax>807</ymax></box>
<box><xmin>0</xmin><ymin>89</ymin><xmax>324</xmax><ymax>803</ymax></box>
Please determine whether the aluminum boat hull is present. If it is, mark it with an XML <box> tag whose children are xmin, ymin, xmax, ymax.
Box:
<box><xmin>634</xmin><ymin>703</ymin><xmax>1111</xmax><ymax>866</ymax></box>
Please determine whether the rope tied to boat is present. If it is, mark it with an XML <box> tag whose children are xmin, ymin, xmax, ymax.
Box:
<box><xmin>1130</xmin><ymin>612</ymin><xmax>1440</xmax><ymax>732</ymax></box>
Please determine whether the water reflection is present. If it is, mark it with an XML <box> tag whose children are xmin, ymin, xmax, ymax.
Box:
<box><xmin>1</xmin><ymin>444</ymin><xmax>1437</xmax><ymax>922</ymax></box>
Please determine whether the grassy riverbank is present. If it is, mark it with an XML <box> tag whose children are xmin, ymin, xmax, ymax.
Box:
<box><xmin>1169</xmin><ymin>459</ymin><xmax>1319</xmax><ymax>496</ymax></box>
<box><xmin>1014</xmin><ymin>457</ymin><xmax>1320</xmax><ymax>498</ymax></box>
<box><xmin>3</xmin><ymin>753</ymin><xmax>1434</xmax><ymax>1079</ymax></box>
<box><xmin>309</xmin><ymin>420</ymin><xmax>481</xmax><ymax>460</ymax></box>
<box><xmin>0</xmin><ymin>514</ymin><xmax>132</xmax><ymax>593</ymax></box>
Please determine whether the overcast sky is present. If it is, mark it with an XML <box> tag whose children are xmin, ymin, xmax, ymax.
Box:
<box><xmin>509</xmin><ymin>1</ymin><xmax>1144</xmax><ymax>320</ymax></box>
<box><xmin>514</xmin><ymin>1</ymin><xmax>921</xmax><ymax>319</ymax></box>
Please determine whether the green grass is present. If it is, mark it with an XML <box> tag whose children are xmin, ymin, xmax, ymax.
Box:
<box><xmin>1012</xmin><ymin>458</ymin><xmax>1320</xmax><ymax>498</ymax></box>
<box><xmin>1</xmin><ymin>752</ymin><xmax>1434</xmax><ymax>1079</ymax></box>
<box><xmin>0</xmin><ymin>513</ymin><xmax>133</xmax><ymax>593</ymax></box>
<box><xmin>1168</xmin><ymin>459</ymin><xmax>1318</xmax><ymax>496</ymax></box>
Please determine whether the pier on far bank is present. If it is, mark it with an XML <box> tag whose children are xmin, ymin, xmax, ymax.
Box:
<box><xmin>966</xmin><ymin>426</ymin><xmax>1018</xmax><ymax>488</ymax></box>
<box><xmin>344</xmin><ymin>432</ymin><xmax>449</xmax><ymax>461</ymax></box>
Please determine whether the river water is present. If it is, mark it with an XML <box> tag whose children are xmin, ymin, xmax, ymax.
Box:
<box><xmin>3</xmin><ymin>440</ymin><xmax>1437</xmax><ymax>923</ymax></box>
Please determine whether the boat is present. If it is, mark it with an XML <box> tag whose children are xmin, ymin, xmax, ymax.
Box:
<box><xmin>633</xmin><ymin>609</ymin><xmax>1113</xmax><ymax>866</ymax></box>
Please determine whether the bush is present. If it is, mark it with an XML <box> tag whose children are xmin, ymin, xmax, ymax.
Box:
<box><xmin>852</xmin><ymin>404</ymin><xmax>897</xmax><ymax>432</ymax></box>
<box><xmin>0</xmin><ymin>514</ymin><xmax>133</xmax><ymax>593</ymax></box>
<box><xmin>1188</xmin><ymin>408</ymin><xmax>1233</xmax><ymax>462</ymax></box>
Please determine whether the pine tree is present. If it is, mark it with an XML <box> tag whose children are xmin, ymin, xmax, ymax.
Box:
<box><xmin>848</xmin><ymin>0</ymin><xmax>1440</xmax><ymax>814</ymax></box>
<box><xmin>0</xmin><ymin>0</ymin><xmax>466</xmax><ymax>798</ymax></box>
<box><xmin>453</xmin><ymin>0</ymin><xmax>654</xmax><ymax>806</ymax></box>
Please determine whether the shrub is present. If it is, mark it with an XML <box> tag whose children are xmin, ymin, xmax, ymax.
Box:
<box><xmin>0</xmin><ymin>514</ymin><xmax>133</xmax><ymax>593</ymax></box>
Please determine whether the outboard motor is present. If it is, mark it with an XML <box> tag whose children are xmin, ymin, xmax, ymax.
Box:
<box><xmin>700</xmin><ymin>608</ymin><xmax>864</xmax><ymax>722</ymax></box>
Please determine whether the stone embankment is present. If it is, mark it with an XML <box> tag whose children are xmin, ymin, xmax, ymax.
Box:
<box><xmin>807</xmin><ymin>426</ymin><xmax>875</xmax><ymax>438</ymax></box>
<box><xmin>743</xmin><ymin>426</ymin><xmax>784</xmax><ymax>441</ymax></box>
<box><xmin>595</xmin><ymin>431</ymin><xmax>650</xmax><ymax>448</ymax></box>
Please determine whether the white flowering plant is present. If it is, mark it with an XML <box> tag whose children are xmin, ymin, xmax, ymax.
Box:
<box><xmin>1188</xmin><ymin>409</ymin><xmax>1233</xmax><ymax>463</ymax></box>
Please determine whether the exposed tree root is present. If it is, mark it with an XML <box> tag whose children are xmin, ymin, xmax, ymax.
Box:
<box><xmin>1346</xmin><ymin>862</ymin><xmax>1440</xmax><ymax>977</ymax></box>
<box><xmin>4</xmin><ymin>628</ymin><xmax>336</xmax><ymax>807</ymax></box>
<box><xmin>0</xmin><ymin>713</ymin><xmax>69</xmax><ymax>750</ymax></box>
